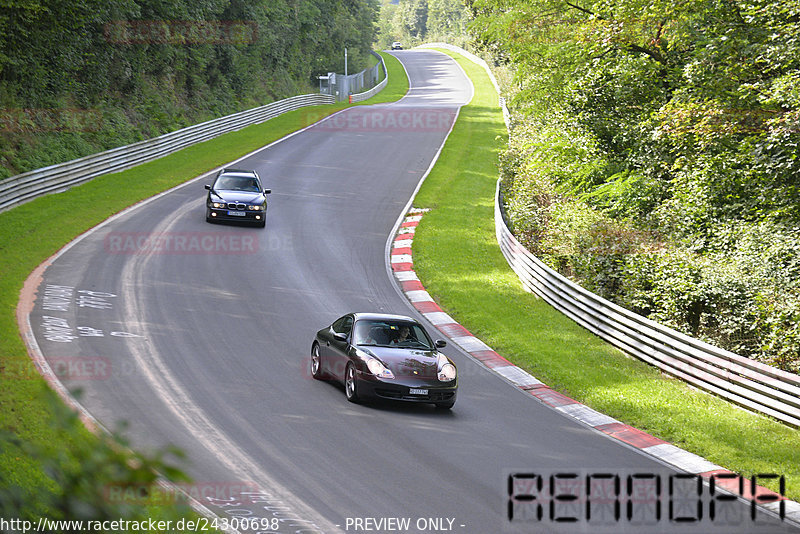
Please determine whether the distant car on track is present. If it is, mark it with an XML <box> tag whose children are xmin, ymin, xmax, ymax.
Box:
<box><xmin>391</xmin><ymin>41</ymin><xmax>403</xmax><ymax>50</ymax></box>
<box><xmin>205</xmin><ymin>168</ymin><xmax>271</xmax><ymax>228</ymax></box>
<box><xmin>311</xmin><ymin>313</ymin><xmax>457</xmax><ymax>409</ymax></box>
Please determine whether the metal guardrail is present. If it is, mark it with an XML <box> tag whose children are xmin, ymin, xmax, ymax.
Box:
<box><xmin>495</xmin><ymin>180</ymin><xmax>800</xmax><ymax>427</ymax></box>
<box><xmin>350</xmin><ymin>53</ymin><xmax>388</xmax><ymax>103</ymax></box>
<box><xmin>0</xmin><ymin>93</ymin><xmax>334</xmax><ymax>213</ymax></box>
<box><xmin>419</xmin><ymin>41</ymin><xmax>800</xmax><ymax>426</ymax></box>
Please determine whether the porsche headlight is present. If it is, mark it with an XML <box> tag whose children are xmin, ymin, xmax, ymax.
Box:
<box><xmin>438</xmin><ymin>362</ymin><xmax>456</xmax><ymax>382</ymax></box>
<box><xmin>367</xmin><ymin>358</ymin><xmax>395</xmax><ymax>379</ymax></box>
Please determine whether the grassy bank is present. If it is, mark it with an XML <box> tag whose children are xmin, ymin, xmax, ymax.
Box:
<box><xmin>0</xmin><ymin>51</ymin><xmax>408</xmax><ymax>520</ymax></box>
<box><xmin>411</xmin><ymin>49</ymin><xmax>800</xmax><ymax>500</ymax></box>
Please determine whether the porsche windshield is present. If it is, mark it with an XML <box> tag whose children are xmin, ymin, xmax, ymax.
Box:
<box><xmin>353</xmin><ymin>320</ymin><xmax>433</xmax><ymax>349</ymax></box>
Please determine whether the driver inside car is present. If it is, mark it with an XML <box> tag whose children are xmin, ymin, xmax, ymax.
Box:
<box><xmin>390</xmin><ymin>325</ymin><xmax>411</xmax><ymax>345</ymax></box>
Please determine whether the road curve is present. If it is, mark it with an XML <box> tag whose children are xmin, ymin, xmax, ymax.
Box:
<box><xmin>26</xmin><ymin>50</ymin><xmax>793</xmax><ymax>534</ymax></box>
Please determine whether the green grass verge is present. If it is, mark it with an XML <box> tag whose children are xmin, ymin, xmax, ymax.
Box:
<box><xmin>0</xmin><ymin>50</ymin><xmax>407</xmax><ymax>519</ymax></box>
<box><xmin>411</xmin><ymin>49</ymin><xmax>800</xmax><ymax>500</ymax></box>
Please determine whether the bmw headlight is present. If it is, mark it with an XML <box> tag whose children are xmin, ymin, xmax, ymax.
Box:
<box><xmin>212</xmin><ymin>202</ymin><xmax>226</xmax><ymax>208</ymax></box>
<box><xmin>438</xmin><ymin>361</ymin><xmax>456</xmax><ymax>382</ymax></box>
<box><xmin>367</xmin><ymin>358</ymin><xmax>395</xmax><ymax>379</ymax></box>
<box><xmin>248</xmin><ymin>204</ymin><xmax>264</xmax><ymax>211</ymax></box>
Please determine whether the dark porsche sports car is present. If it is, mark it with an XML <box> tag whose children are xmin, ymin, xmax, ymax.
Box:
<box><xmin>311</xmin><ymin>313</ymin><xmax>457</xmax><ymax>409</ymax></box>
<box><xmin>205</xmin><ymin>168</ymin><xmax>271</xmax><ymax>227</ymax></box>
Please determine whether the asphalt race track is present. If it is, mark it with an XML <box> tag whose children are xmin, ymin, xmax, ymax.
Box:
<box><xmin>27</xmin><ymin>50</ymin><xmax>795</xmax><ymax>534</ymax></box>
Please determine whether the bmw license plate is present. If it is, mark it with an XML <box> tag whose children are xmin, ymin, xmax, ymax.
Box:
<box><xmin>227</xmin><ymin>210</ymin><xmax>246</xmax><ymax>217</ymax></box>
<box><xmin>409</xmin><ymin>388</ymin><xmax>428</xmax><ymax>395</ymax></box>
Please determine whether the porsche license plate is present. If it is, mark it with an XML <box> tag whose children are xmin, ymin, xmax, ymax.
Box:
<box><xmin>409</xmin><ymin>388</ymin><xmax>428</xmax><ymax>395</ymax></box>
<box><xmin>227</xmin><ymin>210</ymin><xmax>246</xmax><ymax>217</ymax></box>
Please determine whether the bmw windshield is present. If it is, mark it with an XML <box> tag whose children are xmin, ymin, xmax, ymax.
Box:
<box><xmin>214</xmin><ymin>175</ymin><xmax>261</xmax><ymax>192</ymax></box>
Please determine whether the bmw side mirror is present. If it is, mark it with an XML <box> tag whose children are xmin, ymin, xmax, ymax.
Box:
<box><xmin>264</xmin><ymin>189</ymin><xmax>272</xmax><ymax>195</ymax></box>
<box><xmin>204</xmin><ymin>184</ymin><xmax>211</xmax><ymax>190</ymax></box>
<box><xmin>333</xmin><ymin>333</ymin><xmax>347</xmax><ymax>342</ymax></box>
<box><xmin>435</xmin><ymin>340</ymin><xmax>447</xmax><ymax>348</ymax></box>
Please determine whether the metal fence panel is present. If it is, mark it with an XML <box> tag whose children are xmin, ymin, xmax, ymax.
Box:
<box><xmin>324</xmin><ymin>51</ymin><xmax>387</xmax><ymax>102</ymax></box>
<box><xmin>350</xmin><ymin>54</ymin><xmax>388</xmax><ymax>103</ymax></box>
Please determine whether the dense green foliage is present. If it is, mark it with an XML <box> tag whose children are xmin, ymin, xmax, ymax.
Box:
<box><xmin>468</xmin><ymin>0</ymin><xmax>800</xmax><ymax>371</ymax></box>
<box><xmin>1</xmin><ymin>392</ymin><xmax>196</xmax><ymax>527</ymax></box>
<box><xmin>0</xmin><ymin>0</ymin><xmax>378</xmax><ymax>178</ymax></box>
<box><xmin>376</xmin><ymin>0</ymin><xmax>471</xmax><ymax>49</ymax></box>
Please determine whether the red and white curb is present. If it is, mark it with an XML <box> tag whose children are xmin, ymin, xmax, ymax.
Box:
<box><xmin>391</xmin><ymin>208</ymin><xmax>800</xmax><ymax>525</ymax></box>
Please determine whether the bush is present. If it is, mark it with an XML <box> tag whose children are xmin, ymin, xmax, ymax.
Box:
<box><xmin>0</xmin><ymin>390</ymin><xmax>194</xmax><ymax>524</ymax></box>
<box><xmin>475</xmin><ymin>0</ymin><xmax>800</xmax><ymax>373</ymax></box>
<box><xmin>502</xmin><ymin>163</ymin><xmax>800</xmax><ymax>372</ymax></box>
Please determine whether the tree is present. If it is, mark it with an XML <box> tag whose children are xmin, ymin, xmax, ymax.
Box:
<box><xmin>471</xmin><ymin>0</ymin><xmax>800</xmax><ymax>369</ymax></box>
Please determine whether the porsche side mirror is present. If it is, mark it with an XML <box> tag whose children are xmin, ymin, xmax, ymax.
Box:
<box><xmin>435</xmin><ymin>340</ymin><xmax>447</xmax><ymax>348</ymax></box>
<box><xmin>204</xmin><ymin>184</ymin><xmax>211</xmax><ymax>190</ymax></box>
<box><xmin>264</xmin><ymin>189</ymin><xmax>272</xmax><ymax>195</ymax></box>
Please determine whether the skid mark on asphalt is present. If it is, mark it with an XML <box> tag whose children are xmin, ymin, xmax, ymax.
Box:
<box><xmin>119</xmin><ymin>199</ymin><xmax>340</xmax><ymax>533</ymax></box>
